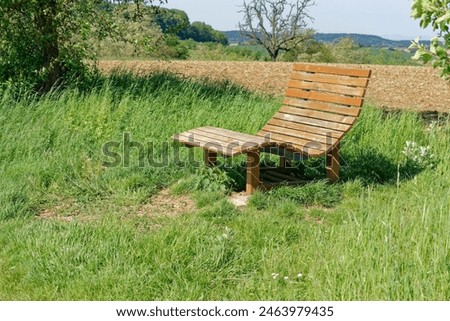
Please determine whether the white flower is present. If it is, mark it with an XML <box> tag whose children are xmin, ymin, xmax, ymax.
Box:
<box><xmin>271</xmin><ymin>273</ymin><xmax>279</xmax><ymax>279</ymax></box>
<box><xmin>284</xmin><ymin>276</ymin><xmax>289</xmax><ymax>280</ymax></box>
<box><xmin>419</xmin><ymin>146</ymin><xmax>431</xmax><ymax>158</ymax></box>
<box><xmin>297</xmin><ymin>273</ymin><xmax>303</xmax><ymax>278</ymax></box>
<box><xmin>402</xmin><ymin>141</ymin><xmax>435</xmax><ymax>168</ymax></box>
<box><xmin>427</xmin><ymin>121</ymin><xmax>437</xmax><ymax>132</ymax></box>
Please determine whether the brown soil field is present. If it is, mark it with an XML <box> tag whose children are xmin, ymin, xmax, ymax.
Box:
<box><xmin>98</xmin><ymin>60</ymin><xmax>450</xmax><ymax>113</ymax></box>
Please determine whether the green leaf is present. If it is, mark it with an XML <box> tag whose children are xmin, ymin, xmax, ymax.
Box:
<box><xmin>436</xmin><ymin>11</ymin><xmax>450</xmax><ymax>24</ymax></box>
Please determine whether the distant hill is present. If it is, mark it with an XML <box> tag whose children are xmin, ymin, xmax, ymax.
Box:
<box><xmin>223</xmin><ymin>31</ymin><xmax>426</xmax><ymax>48</ymax></box>
<box><xmin>224</xmin><ymin>31</ymin><xmax>247</xmax><ymax>44</ymax></box>
<box><xmin>314</xmin><ymin>33</ymin><xmax>413</xmax><ymax>48</ymax></box>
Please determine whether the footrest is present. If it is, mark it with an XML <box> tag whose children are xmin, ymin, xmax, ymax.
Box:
<box><xmin>173</xmin><ymin>126</ymin><xmax>269</xmax><ymax>156</ymax></box>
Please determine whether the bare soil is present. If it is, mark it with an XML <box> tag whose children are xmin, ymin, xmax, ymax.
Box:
<box><xmin>137</xmin><ymin>189</ymin><xmax>196</xmax><ymax>217</ymax></box>
<box><xmin>98</xmin><ymin>60</ymin><xmax>449</xmax><ymax>113</ymax></box>
<box><xmin>228</xmin><ymin>192</ymin><xmax>250</xmax><ymax>208</ymax></box>
<box><xmin>38</xmin><ymin>190</ymin><xmax>196</xmax><ymax>222</ymax></box>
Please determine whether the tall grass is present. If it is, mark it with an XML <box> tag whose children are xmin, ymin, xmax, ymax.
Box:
<box><xmin>0</xmin><ymin>73</ymin><xmax>276</xmax><ymax>219</ymax></box>
<box><xmin>0</xmin><ymin>73</ymin><xmax>449</xmax><ymax>300</ymax></box>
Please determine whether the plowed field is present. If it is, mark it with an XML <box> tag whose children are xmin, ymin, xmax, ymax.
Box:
<box><xmin>98</xmin><ymin>60</ymin><xmax>450</xmax><ymax>113</ymax></box>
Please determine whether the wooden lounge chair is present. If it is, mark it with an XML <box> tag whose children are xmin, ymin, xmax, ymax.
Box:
<box><xmin>172</xmin><ymin>63</ymin><xmax>372</xmax><ymax>194</ymax></box>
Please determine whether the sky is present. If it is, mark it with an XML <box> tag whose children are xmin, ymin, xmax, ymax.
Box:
<box><xmin>161</xmin><ymin>0</ymin><xmax>436</xmax><ymax>40</ymax></box>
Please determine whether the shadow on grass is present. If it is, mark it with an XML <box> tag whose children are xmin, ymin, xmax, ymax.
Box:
<box><xmin>340</xmin><ymin>149</ymin><xmax>426</xmax><ymax>185</ymax></box>
<box><xmin>75</xmin><ymin>71</ymin><xmax>256</xmax><ymax>102</ymax></box>
<box><xmin>215</xmin><ymin>147</ymin><xmax>426</xmax><ymax>196</ymax></box>
<box><xmin>4</xmin><ymin>71</ymin><xmax>258</xmax><ymax>105</ymax></box>
<box><xmin>381</xmin><ymin>108</ymin><xmax>449</xmax><ymax>125</ymax></box>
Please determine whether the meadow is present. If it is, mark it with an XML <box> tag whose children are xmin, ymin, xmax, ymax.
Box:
<box><xmin>0</xmin><ymin>72</ymin><xmax>449</xmax><ymax>300</ymax></box>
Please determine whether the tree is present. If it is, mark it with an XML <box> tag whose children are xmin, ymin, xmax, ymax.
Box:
<box><xmin>410</xmin><ymin>0</ymin><xmax>450</xmax><ymax>80</ymax></box>
<box><xmin>239</xmin><ymin>0</ymin><xmax>315</xmax><ymax>61</ymax></box>
<box><xmin>153</xmin><ymin>8</ymin><xmax>190</xmax><ymax>35</ymax></box>
<box><xmin>181</xmin><ymin>22</ymin><xmax>229</xmax><ymax>45</ymax></box>
<box><xmin>280</xmin><ymin>39</ymin><xmax>333</xmax><ymax>62</ymax></box>
<box><xmin>0</xmin><ymin>0</ymin><xmax>166</xmax><ymax>92</ymax></box>
<box><xmin>110</xmin><ymin>3</ymin><xmax>189</xmax><ymax>59</ymax></box>
<box><xmin>152</xmin><ymin>9</ymin><xmax>228</xmax><ymax>45</ymax></box>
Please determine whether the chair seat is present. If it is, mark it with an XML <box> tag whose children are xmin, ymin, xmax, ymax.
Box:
<box><xmin>173</xmin><ymin>125</ymin><xmax>332</xmax><ymax>158</ymax></box>
<box><xmin>172</xmin><ymin>126</ymin><xmax>271</xmax><ymax>156</ymax></box>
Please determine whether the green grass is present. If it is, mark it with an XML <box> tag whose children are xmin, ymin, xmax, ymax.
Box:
<box><xmin>0</xmin><ymin>73</ymin><xmax>449</xmax><ymax>300</ymax></box>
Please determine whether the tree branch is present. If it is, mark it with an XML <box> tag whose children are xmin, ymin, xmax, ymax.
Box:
<box><xmin>239</xmin><ymin>0</ymin><xmax>315</xmax><ymax>61</ymax></box>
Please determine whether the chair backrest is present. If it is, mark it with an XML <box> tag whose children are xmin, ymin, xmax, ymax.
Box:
<box><xmin>258</xmin><ymin>63</ymin><xmax>371</xmax><ymax>157</ymax></box>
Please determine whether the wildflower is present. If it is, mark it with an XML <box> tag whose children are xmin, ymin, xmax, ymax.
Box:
<box><xmin>419</xmin><ymin>146</ymin><xmax>430</xmax><ymax>158</ymax></box>
<box><xmin>284</xmin><ymin>276</ymin><xmax>289</xmax><ymax>280</ymax></box>
<box><xmin>219</xmin><ymin>226</ymin><xmax>233</xmax><ymax>240</ymax></box>
<box><xmin>426</xmin><ymin>121</ymin><xmax>437</xmax><ymax>132</ymax></box>
<box><xmin>297</xmin><ymin>273</ymin><xmax>303</xmax><ymax>278</ymax></box>
<box><xmin>271</xmin><ymin>273</ymin><xmax>279</xmax><ymax>279</ymax></box>
<box><xmin>402</xmin><ymin>141</ymin><xmax>436</xmax><ymax>168</ymax></box>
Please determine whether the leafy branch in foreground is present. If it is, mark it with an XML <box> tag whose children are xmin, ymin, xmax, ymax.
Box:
<box><xmin>0</xmin><ymin>0</ymin><xmax>167</xmax><ymax>92</ymax></box>
<box><xmin>410</xmin><ymin>0</ymin><xmax>450</xmax><ymax>80</ymax></box>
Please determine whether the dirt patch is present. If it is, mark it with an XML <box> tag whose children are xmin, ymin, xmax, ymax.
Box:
<box><xmin>38</xmin><ymin>190</ymin><xmax>196</xmax><ymax>222</ymax></box>
<box><xmin>304</xmin><ymin>214</ymin><xmax>325</xmax><ymax>224</ymax></box>
<box><xmin>137</xmin><ymin>189</ymin><xmax>196</xmax><ymax>217</ymax></box>
<box><xmin>98</xmin><ymin>60</ymin><xmax>450</xmax><ymax>113</ymax></box>
<box><xmin>228</xmin><ymin>192</ymin><xmax>250</xmax><ymax>208</ymax></box>
<box><xmin>38</xmin><ymin>201</ymin><xmax>80</xmax><ymax>222</ymax></box>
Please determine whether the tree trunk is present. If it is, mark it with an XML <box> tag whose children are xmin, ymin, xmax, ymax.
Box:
<box><xmin>270</xmin><ymin>48</ymin><xmax>279</xmax><ymax>62</ymax></box>
<box><xmin>35</xmin><ymin>0</ymin><xmax>62</xmax><ymax>92</ymax></box>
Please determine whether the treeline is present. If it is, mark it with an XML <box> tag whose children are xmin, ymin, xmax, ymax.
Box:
<box><xmin>99</xmin><ymin>6</ymin><xmax>228</xmax><ymax>59</ymax></box>
<box><xmin>185</xmin><ymin>38</ymin><xmax>418</xmax><ymax>66</ymax></box>
<box><xmin>154</xmin><ymin>9</ymin><xmax>228</xmax><ymax>45</ymax></box>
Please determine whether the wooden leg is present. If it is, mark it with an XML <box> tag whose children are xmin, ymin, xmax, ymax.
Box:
<box><xmin>279</xmin><ymin>156</ymin><xmax>292</xmax><ymax>169</ymax></box>
<box><xmin>279</xmin><ymin>156</ymin><xmax>287</xmax><ymax>169</ymax></box>
<box><xmin>246</xmin><ymin>151</ymin><xmax>260</xmax><ymax>194</ymax></box>
<box><xmin>326</xmin><ymin>143</ymin><xmax>340</xmax><ymax>182</ymax></box>
<box><xmin>204</xmin><ymin>150</ymin><xmax>217</xmax><ymax>167</ymax></box>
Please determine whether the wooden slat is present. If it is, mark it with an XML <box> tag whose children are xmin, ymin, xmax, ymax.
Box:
<box><xmin>280</xmin><ymin>106</ymin><xmax>356</xmax><ymax>125</ymax></box>
<box><xmin>263</xmin><ymin>172</ymin><xmax>284</xmax><ymax>183</ymax></box>
<box><xmin>273</xmin><ymin>112</ymin><xmax>351</xmax><ymax>132</ymax></box>
<box><xmin>293</xmin><ymin>64</ymin><xmax>372</xmax><ymax>78</ymax></box>
<box><xmin>174</xmin><ymin>132</ymin><xmax>244</xmax><ymax>156</ymax></box>
<box><xmin>291</xmin><ymin>72</ymin><xmax>369</xmax><ymax>87</ymax></box>
<box><xmin>265</xmin><ymin>170</ymin><xmax>298</xmax><ymax>181</ymax></box>
<box><xmin>184</xmin><ymin>129</ymin><xmax>244</xmax><ymax>146</ymax></box>
<box><xmin>261</xmin><ymin>180</ymin><xmax>310</xmax><ymax>191</ymax></box>
<box><xmin>283</xmin><ymin>143</ymin><xmax>327</xmax><ymax>157</ymax></box>
<box><xmin>258</xmin><ymin>130</ymin><xmax>330</xmax><ymax>153</ymax></box>
<box><xmin>198</xmin><ymin>126</ymin><xmax>268</xmax><ymax>145</ymax></box>
<box><xmin>286</xmin><ymin>88</ymin><xmax>363</xmax><ymax>107</ymax></box>
<box><xmin>262</xmin><ymin>124</ymin><xmax>340</xmax><ymax>145</ymax></box>
<box><xmin>287</xmin><ymin>80</ymin><xmax>366</xmax><ymax>97</ymax></box>
<box><xmin>186</xmin><ymin>129</ymin><xmax>262</xmax><ymax>153</ymax></box>
<box><xmin>267</xmin><ymin>118</ymin><xmax>343</xmax><ymax>137</ymax></box>
<box><xmin>283</xmin><ymin>98</ymin><xmax>361</xmax><ymax>117</ymax></box>
<box><xmin>174</xmin><ymin>135</ymin><xmax>234</xmax><ymax>156</ymax></box>
<box><xmin>174</xmin><ymin>132</ymin><xmax>237</xmax><ymax>151</ymax></box>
